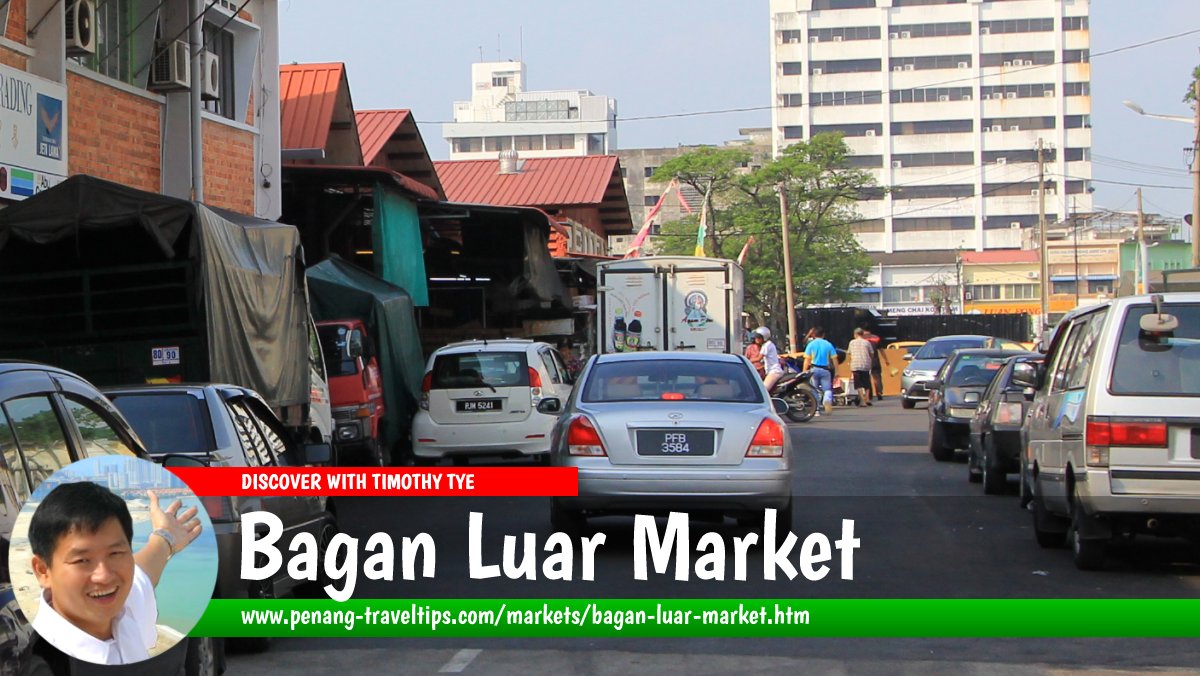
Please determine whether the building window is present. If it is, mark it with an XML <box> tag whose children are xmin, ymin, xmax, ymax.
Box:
<box><xmin>892</xmin><ymin>217</ymin><xmax>975</xmax><ymax>232</ymax></box>
<box><xmin>812</xmin><ymin>0</ymin><xmax>876</xmax><ymax>10</ymax></box>
<box><xmin>781</xmin><ymin>62</ymin><xmax>803</xmax><ymax>76</ymax></box>
<box><xmin>453</xmin><ymin>137</ymin><xmax>483</xmax><ymax>153</ymax></box>
<box><xmin>893</xmin><ymin>0</ymin><xmax>966</xmax><ymax>5</ymax></box>
<box><xmin>546</xmin><ymin>134</ymin><xmax>575</xmax><ymax>151</ymax></box>
<box><xmin>893</xmin><ymin>184</ymin><xmax>974</xmax><ymax>199</ymax></box>
<box><xmin>1087</xmin><ymin>279</ymin><xmax>1113</xmax><ymax>294</ymax></box>
<box><xmin>1064</xmin><ymin>148</ymin><xmax>1088</xmax><ymax>162</ymax></box>
<box><xmin>890</xmin><ymin>55</ymin><xmax>972</xmax><ymax>71</ymax></box>
<box><xmin>982</xmin><ymin>149</ymin><xmax>1041</xmax><ymax>164</ymax></box>
<box><xmin>782</xmin><ymin>126</ymin><xmax>805</xmax><ymax>139</ymax></box>
<box><xmin>809</xmin><ymin>58</ymin><xmax>881</xmax><ymax>74</ymax></box>
<box><xmin>485</xmin><ymin>137</ymin><xmax>513</xmax><ymax>152</ymax></box>
<box><xmin>1065</xmin><ymin>115</ymin><xmax>1091</xmax><ymax>129</ymax></box>
<box><xmin>891</xmin><ymin>152</ymin><xmax>975</xmax><ymax>167</ymax></box>
<box><xmin>1064</xmin><ymin>82</ymin><xmax>1090</xmax><ymax>97</ymax></box>
<box><xmin>981</xmin><ymin>52</ymin><xmax>1056</xmax><ymax>68</ymax></box>
<box><xmin>810</xmin><ymin>91</ymin><xmax>881</xmax><ymax>107</ymax></box>
<box><xmin>967</xmin><ymin>285</ymin><xmax>1001</xmax><ymax>301</ymax></box>
<box><xmin>810</xmin><ymin>26</ymin><xmax>881</xmax><ymax>42</ymax></box>
<box><xmin>855</xmin><ymin>291</ymin><xmax>882</xmax><ymax>304</ymax></box>
<box><xmin>889</xmin><ymin>22</ymin><xmax>972</xmax><ymax>39</ymax></box>
<box><xmin>1063</xmin><ymin>49</ymin><xmax>1090</xmax><ymax>64</ymax></box>
<box><xmin>980</xmin><ymin>83</ymin><xmax>1055</xmax><ymax>99</ymax></box>
<box><xmin>1004</xmin><ymin>284</ymin><xmax>1039</xmax><ymax>300</ymax></box>
<box><xmin>1052</xmin><ymin>280</ymin><xmax>1077</xmax><ymax>295</ymax></box>
<box><xmin>779</xmin><ymin>30</ymin><xmax>803</xmax><ymax>44</ymax></box>
<box><xmin>644</xmin><ymin>195</ymin><xmax>660</xmax><ymax>207</ymax></box>
<box><xmin>201</xmin><ymin>23</ymin><xmax>236</xmax><ymax>119</ymax></box>
<box><xmin>850</xmin><ymin>219</ymin><xmax>885</xmax><ymax>233</ymax></box>
<box><xmin>811</xmin><ymin>123</ymin><xmax>881</xmax><ymax>137</ymax></box>
<box><xmin>643</xmin><ymin>166</ymin><xmax>660</xmax><ymax>178</ymax></box>
<box><xmin>981</xmin><ymin>116</ymin><xmax>1056</xmax><ymax>131</ymax></box>
<box><xmin>587</xmin><ymin>133</ymin><xmax>604</xmax><ymax>154</ymax></box>
<box><xmin>505</xmin><ymin>99</ymin><xmax>572</xmax><ymax>121</ymax></box>
<box><xmin>492</xmin><ymin>75</ymin><xmax>509</xmax><ymax>87</ymax></box>
<box><xmin>780</xmin><ymin>93</ymin><xmax>804</xmax><ymax>107</ymax></box>
<box><xmin>73</xmin><ymin>0</ymin><xmax>133</xmax><ymax>83</ymax></box>
<box><xmin>979</xmin><ymin>18</ymin><xmax>1054</xmax><ymax>35</ymax></box>
<box><xmin>1063</xmin><ymin>16</ymin><xmax>1089</xmax><ymax>31</ymax></box>
<box><xmin>883</xmin><ymin>287</ymin><xmax>921</xmax><ymax>303</ymax></box>
<box><xmin>514</xmin><ymin>135</ymin><xmax>544</xmax><ymax>151</ymax></box>
<box><xmin>890</xmin><ymin>87</ymin><xmax>973</xmax><ymax>104</ymax></box>
<box><xmin>0</xmin><ymin>4</ymin><xmax>9</xmax><ymax>37</ymax></box>
<box><xmin>891</xmin><ymin>120</ymin><xmax>973</xmax><ymax>135</ymax></box>
<box><xmin>846</xmin><ymin>155</ymin><xmax>883</xmax><ymax>168</ymax></box>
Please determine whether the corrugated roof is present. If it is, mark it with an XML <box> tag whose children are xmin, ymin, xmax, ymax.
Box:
<box><xmin>960</xmin><ymin>249</ymin><xmax>1039</xmax><ymax>264</ymax></box>
<box><xmin>356</xmin><ymin>110</ymin><xmax>411</xmax><ymax>165</ymax></box>
<box><xmin>280</xmin><ymin>63</ymin><xmax>345</xmax><ymax>150</ymax></box>
<box><xmin>434</xmin><ymin>156</ymin><xmax>619</xmax><ymax>207</ymax></box>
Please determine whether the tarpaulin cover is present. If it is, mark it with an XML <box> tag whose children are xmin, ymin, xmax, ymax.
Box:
<box><xmin>306</xmin><ymin>256</ymin><xmax>425</xmax><ymax>450</ymax></box>
<box><xmin>0</xmin><ymin>175</ymin><xmax>310</xmax><ymax>409</ymax></box>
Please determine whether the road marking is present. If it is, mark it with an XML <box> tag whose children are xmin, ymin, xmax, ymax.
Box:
<box><xmin>439</xmin><ymin>648</ymin><xmax>482</xmax><ymax>673</ymax></box>
<box><xmin>877</xmin><ymin>445</ymin><xmax>926</xmax><ymax>454</ymax></box>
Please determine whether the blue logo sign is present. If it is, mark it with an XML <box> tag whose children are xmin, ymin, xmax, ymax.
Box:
<box><xmin>36</xmin><ymin>93</ymin><xmax>62</xmax><ymax>161</ymax></box>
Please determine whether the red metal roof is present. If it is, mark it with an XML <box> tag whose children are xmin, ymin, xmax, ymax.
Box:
<box><xmin>434</xmin><ymin>156</ymin><xmax>620</xmax><ymax>207</ymax></box>
<box><xmin>280</xmin><ymin>63</ymin><xmax>346</xmax><ymax>150</ymax></box>
<box><xmin>355</xmin><ymin>109</ymin><xmax>411</xmax><ymax>164</ymax></box>
<box><xmin>960</xmin><ymin>249</ymin><xmax>1039</xmax><ymax>264</ymax></box>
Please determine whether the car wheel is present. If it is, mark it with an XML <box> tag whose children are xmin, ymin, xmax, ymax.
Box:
<box><xmin>785</xmin><ymin>390</ymin><xmax>817</xmax><ymax>423</ymax></box>
<box><xmin>1032</xmin><ymin>491</ymin><xmax>1067</xmax><ymax>549</ymax></box>
<box><xmin>1018</xmin><ymin>459</ymin><xmax>1033</xmax><ymax>509</ymax></box>
<box><xmin>901</xmin><ymin>397</ymin><xmax>915</xmax><ymax>410</ymax></box>
<box><xmin>1069</xmin><ymin>496</ymin><xmax>1107</xmax><ymax>571</ymax></box>
<box><xmin>929</xmin><ymin>423</ymin><xmax>953</xmax><ymax>462</ymax></box>
<box><xmin>982</xmin><ymin>435</ymin><xmax>1006</xmax><ymax>496</ymax></box>
<box><xmin>185</xmin><ymin>637</ymin><xmax>223</xmax><ymax>676</ymax></box>
<box><xmin>550</xmin><ymin>499</ymin><xmax>586</xmax><ymax>535</ymax></box>
<box><xmin>17</xmin><ymin>655</ymin><xmax>54</xmax><ymax>676</ymax></box>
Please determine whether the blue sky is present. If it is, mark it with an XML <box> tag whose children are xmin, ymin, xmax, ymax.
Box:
<box><xmin>279</xmin><ymin>1</ymin><xmax>1199</xmax><ymax>219</ymax></box>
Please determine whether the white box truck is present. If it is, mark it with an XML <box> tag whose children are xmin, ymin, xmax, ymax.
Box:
<box><xmin>595</xmin><ymin>256</ymin><xmax>744</xmax><ymax>354</ymax></box>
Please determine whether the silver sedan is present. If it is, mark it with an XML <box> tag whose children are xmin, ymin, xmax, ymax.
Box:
<box><xmin>549</xmin><ymin>351</ymin><xmax>793</xmax><ymax>532</ymax></box>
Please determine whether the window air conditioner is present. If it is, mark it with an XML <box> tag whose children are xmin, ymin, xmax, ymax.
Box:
<box><xmin>65</xmin><ymin>0</ymin><xmax>96</xmax><ymax>55</ymax></box>
<box><xmin>893</xmin><ymin>65</ymin><xmax>904</xmax><ymax>72</ymax></box>
<box><xmin>1031</xmin><ymin>189</ymin><xmax>1040</xmax><ymax>196</ymax></box>
<box><xmin>965</xmin><ymin>291</ymin><xmax>974</xmax><ymax>300</ymax></box>
<box><xmin>900</xmin><ymin>31</ymin><xmax>911</xmax><ymax>39</ymax></box>
<box><xmin>938</xmin><ymin>95</ymin><xmax>950</xmax><ymax>102</ymax></box>
<box><xmin>812</xmin><ymin>68</ymin><xmax>822</xmax><ymax>75</ymax></box>
<box><xmin>1044</xmin><ymin>89</ymin><xmax>1054</xmax><ymax>97</ymax></box>
<box><xmin>958</xmin><ymin>62</ymin><xmax>969</xmax><ymax>69</ymax></box>
<box><xmin>996</xmin><ymin>157</ymin><xmax>1007</xmax><ymax>164</ymax></box>
<box><xmin>889</xmin><ymin>32</ymin><xmax>899</xmax><ymax>39</ymax></box>
<box><xmin>892</xmin><ymin>160</ymin><xmax>903</xmax><ymax>168</ymax></box>
<box><xmin>1027</xmin><ymin>270</ymin><xmax>1038</xmax><ymax>277</ymax></box>
<box><xmin>149</xmin><ymin>39</ymin><xmax>190</xmax><ymax>92</ymax></box>
<box><xmin>1003</xmin><ymin>61</ymin><xmax>1012</xmax><ymax>67</ymax></box>
<box><xmin>1009</xmin><ymin>125</ymin><xmax>1020</xmax><ymax>131</ymax></box>
<box><xmin>865</xmin><ymin>129</ymin><xmax>877</xmax><ymax>136</ymax></box>
<box><xmin>833</xmin><ymin>35</ymin><xmax>843</xmax><ymax>42</ymax></box>
<box><xmin>1007</xmin><ymin>92</ymin><xmax>1017</xmax><ymax>99</ymax></box>
<box><xmin>201</xmin><ymin>51</ymin><xmax>221</xmax><ymax>100</ymax></box>
<box><xmin>904</xmin><ymin>64</ymin><xmax>915</xmax><ymax>71</ymax></box>
<box><xmin>980</xmin><ymin>27</ymin><xmax>991</xmax><ymax>35</ymax></box>
<box><xmin>810</xmin><ymin>35</ymin><xmax>820</xmax><ymax>43</ymax></box>
<box><xmin>991</xmin><ymin>125</ymin><xmax>1003</xmax><ymax>132</ymax></box>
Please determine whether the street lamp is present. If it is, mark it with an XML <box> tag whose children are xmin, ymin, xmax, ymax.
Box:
<box><xmin>1122</xmin><ymin>100</ymin><xmax>1192</xmax><ymax>124</ymax></box>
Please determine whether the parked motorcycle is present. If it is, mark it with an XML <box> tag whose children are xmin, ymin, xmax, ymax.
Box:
<box><xmin>771</xmin><ymin>370</ymin><xmax>818</xmax><ymax>423</ymax></box>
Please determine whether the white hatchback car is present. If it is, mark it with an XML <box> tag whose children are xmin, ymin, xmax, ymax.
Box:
<box><xmin>411</xmin><ymin>339</ymin><xmax>574</xmax><ymax>464</ymax></box>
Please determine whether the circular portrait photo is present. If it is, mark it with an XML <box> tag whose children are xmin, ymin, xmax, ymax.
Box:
<box><xmin>7</xmin><ymin>456</ymin><xmax>216</xmax><ymax>666</ymax></box>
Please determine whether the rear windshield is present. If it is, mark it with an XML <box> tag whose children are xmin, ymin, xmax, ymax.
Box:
<box><xmin>946</xmin><ymin>355</ymin><xmax>1010</xmax><ymax>387</ymax></box>
<box><xmin>1110</xmin><ymin>303</ymin><xmax>1200</xmax><ymax>396</ymax></box>
<box><xmin>431</xmin><ymin>351</ymin><xmax>530</xmax><ymax>389</ymax></box>
<box><xmin>317</xmin><ymin>324</ymin><xmax>357</xmax><ymax>377</ymax></box>
<box><xmin>581</xmin><ymin>360</ymin><xmax>763</xmax><ymax>403</ymax></box>
<box><xmin>915</xmin><ymin>339</ymin><xmax>986</xmax><ymax>360</ymax></box>
<box><xmin>108</xmin><ymin>392</ymin><xmax>214</xmax><ymax>454</ymax></box>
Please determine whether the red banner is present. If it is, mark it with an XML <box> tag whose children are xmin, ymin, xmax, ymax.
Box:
<box><xmin>167</xmin><ymin>467</ymin><xmax>578</xmax><ymax>497</ymax></box>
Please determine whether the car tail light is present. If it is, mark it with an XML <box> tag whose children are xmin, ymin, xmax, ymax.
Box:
<box><xmin>420</xmin><ymin>372</ymin><xmax>432</xmax><ymax>410</ymax></box>
<box><xmin>1085</xmin><ymin>417</ymin><xmax>1168</xmax><ymax>467</ymax></box>
<box><xmin>746</xmin><ymin>418</ymin><xmax>785</xmax><ymax>457</ymax></box>
<box><xmin>992</xmin><ymin>402</ymin><xmax>1024</xmax><ymax>425</ymax></box>
<box><xmin>661</xmin><ymin>392</ymin><xmax>685</xmax><ymax>401</ymax></box>
<box><xmin>201</xmin><ymin>495</ymin><xmax>237</xmax><ymax>523</ymax></box>
<box><xmin>567</xmin><ymin>416</ymin><xmax>606</xmax><ymax>456</ymax></box>
<box><xmin>529</xmin><ymin>367</ymin><xmax>543</xmax><ymax>401</ymax></box>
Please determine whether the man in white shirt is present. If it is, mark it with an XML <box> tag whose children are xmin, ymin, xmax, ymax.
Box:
<box><xmin>29</xmin><ymin>480</ymin><xmax>202</xmax><ymax>665</ymax></box>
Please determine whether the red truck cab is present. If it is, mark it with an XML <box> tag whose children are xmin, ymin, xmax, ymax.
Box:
<box><xmin>316</xmin><ymin>320</ymin><xmax>387</xmax><ymax>465</ymax></box>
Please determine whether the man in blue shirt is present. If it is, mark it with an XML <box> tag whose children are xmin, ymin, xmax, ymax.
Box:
<box><xmin>802</xmin><ymin>326</ymin><xmax>840</xmax><ymax>415</ymax></box>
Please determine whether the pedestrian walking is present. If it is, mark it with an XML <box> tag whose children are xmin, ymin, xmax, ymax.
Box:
<box><xmin>863</xmin><ymin>329</ymin><xmax>886</xmax><ymax>401</ymax></box>
<box><xmin>847</xmin><ymin>328</ymin><xmax>875</xmax><ymax>407</ymax></box>
<box><xmin>802</xmin><ymin>326</ymin><xmax>839</xmax><ymax>416</ymax></box>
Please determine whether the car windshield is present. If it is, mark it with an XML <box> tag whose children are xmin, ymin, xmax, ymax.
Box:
<box><xmin>915</xmin><ymin>338</ymin><xmax>985</xmax><ymax>360</ymax></box>
<box><xmin>581</xmin><ymin>359</ymin><xmax>763</xmax><ymax>403</ymax></box>
<box><xmin>431</xmin><ymin>351</ymin><xmax>530</xmax><ymax>389</ymax></box>
<box><xmin>1110</xmin><ymin>303</ymin><xmax>1200</xmax><ymax>395</ymax></box>
<box><xmin>108</xmin><ymin>392</ymin><xmax>214</xmax><ymax>454</ymax></box>
<box><xmin>946</xmin><ymin>355</ymin><xmax>1011</xmax><ymax>387</ymax></box>
<box><xmin>317</xmin><ymin>324</ymin><xmax>357</xmax><ymax>377</ymax></box>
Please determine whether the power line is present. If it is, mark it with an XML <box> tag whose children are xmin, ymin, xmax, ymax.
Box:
<box><xmin>1061</xmin><ymin>174</ymin><xmax>1191</xmax><ymax>190</ymax></box>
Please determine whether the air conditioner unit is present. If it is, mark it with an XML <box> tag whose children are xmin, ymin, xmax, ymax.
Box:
<box><xmin>1027</xmin><ymin>270</ymin><xmax>1038</xmax><ymax>277</ymax></box>
<box><xmin>904</xmin><ymin>64</ymin><xmax>915</xmax><ymax>71</ymax></box>
<box><xmin>833</xmin><ymin>35</ymin><xmax>843</xmax><ymax>42</ymax></box>
<box><xmin>1031</xmin><ymin>189</ymin><xmax>1040</xmax><ymax>196</ymax></box>
<box><xmin>958</xmin><ymin>61</ymin><xmax>969</xmax><ymax>69</ymax></box>
<box><xmin>938</xmin><ymin>95</ymin><xmax>950</xmax><ymax>102</ymax></box>
<box><xmin>996</xmin><ymin>157</ymin><xmax>1007</xmax><ymax>164</ymax></box>
<box><xmin>812</xmin><ymin>68</ymin><xmax>823</xmax><ymax>75</ymax></box>
<box><xmin>889</xmin><ymin>32</ymin><xmax>898</xmax><ymax>39</ymax></box>
<box><xmin>65</xmin><ymin>0</ymin><xmax>96</xmax><ymax>55</ymax></box>
<box><xmin>810</xmin><ymin>35</ymin><xmax>820</xmax><ymax>43</ymax></box>
<box><xmin>1009</xmin><ymin>125</ymin><xmax>1020</xmax><ymax>131</ymax></box>
<box><xmin>980</xmin><ymin>26</ymin><xmax>991</xmax><ymax>35</ymax></box>
<box><xmin>900</xmin><ymin>31</ymin><xmax>911</xmax><ymax>39</ymax></box>
<box><xmin>965</xmin><ymin>291</ymin><xmax>974</xmax><ymax>300</ymax></box>
<box><xmin>201</xmin><ymin>51</ymin><xmax>220</xmax><ymax>100</ymax></box>
<box><xmin>149</xmin><ymin>39</ymin><xmax>190</xmax><ymax>92</ymax></box>
<box><xmin>1044</xmin><ymin>89</ymin><xmax>1054</xmax><ymax>97</ymax></box>
<box><xmin>892</xmin><ymin>160</ymin><xmax>904</xmax><ymax>168</ymax></box>
<box><xmin>1046</xmin><ymin>188</ymin><xmax>1056</xmax><ymax>196</ymax></box>
<box><xmin>962</xmin><ymin>93</ymin><xmax>972</xmax><ymax>100</ymax></box>
<box><xmin>893</xmin><ymin>65</ymin><xmax>904</xmax><ymax>72</ymax></box>
<box><xmin>1012</xmin><ymin>222</ymin><xmax>1024</xmax><ymax>229</ymax></box>
<box><xmin>1003</xmin><ymin>61</ymin><xmax>1012</xmax><ymax>67</ymax></box>
<box><xmin>1007</xmin><ymin>92</ymin><xmax>1017</xmax><ymax>99</ymax></box>
<box><xmin>991</xmin><ymin>125</ymin><xmax>1003</xmax><ymax>132</ymax></box>
<box><xmin>865</xmin><ymin>129</ymin><xmax>877</xmax><ymax>137</ymax></box>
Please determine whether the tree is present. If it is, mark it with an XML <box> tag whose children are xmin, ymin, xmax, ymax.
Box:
<box><xmin>650</xmin><ymin>134</ymin><xmax>879</xmax><ymax>344</ymax></box>
<box><xmin>650</xmin><ymin>146</ymin><xmax>752</xmax><ymax>256</ymax></box>
<box><xmin>1185</xmin><ymin>64</ymin><xmax>1199</xmax><ymax>107</ymax></box>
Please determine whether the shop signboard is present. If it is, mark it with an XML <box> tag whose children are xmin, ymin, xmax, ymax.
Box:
<box><xmin>0</xmin><ymin>63</ymin><xmax>67</xmax><ymax>201</ymax></box>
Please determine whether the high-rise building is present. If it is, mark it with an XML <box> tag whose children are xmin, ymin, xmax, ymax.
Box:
<box><xmin>769</xmin><ymin>0</ymin><xmax>1092</xmax><ymax>260</ymax></box>
<box><xmin>443</xmin><ymin>61</ymin><xmax>618</xmax><ymax>161</ymax></box>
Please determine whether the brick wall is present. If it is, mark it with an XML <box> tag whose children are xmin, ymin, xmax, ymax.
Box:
<box><xmin>203</xmin><ymin>119</ymin><xmax>255</xmax><ymax>215</ymax></box>
<box><xmin>1</xmin><ymin>0</ymin><xmax>28</xmax><ymax>69</ymax></box>
<box><xmin>67</xmin><ymin>72</ymin><xmax>161</xmax><ymax>192</ymax></box>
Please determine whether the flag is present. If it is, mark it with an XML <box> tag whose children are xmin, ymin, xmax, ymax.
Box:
<box><xmin>736</xmin><ymin>236</ymin><xmax>755</xmax><ymax>265</ymax></box>
<box><xmin>694</xmin><ymin>195</ymin><xmax>709</xmax><ymax>257</ymax></box>
<box><xmin>675</xmin><ymin>183</ymin><xmax>694</xmax><ymax>215</ymax></box>
<box><xmin>625</xmin><ymin>179</ymin><xmax>677</xmax><ymax>258</ymax></box>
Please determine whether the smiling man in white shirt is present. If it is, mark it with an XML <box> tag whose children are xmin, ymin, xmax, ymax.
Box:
<box><xmin>28</xmin><ymin>480</ymin><xmax>202</xmax><ymax>665</ymax></box>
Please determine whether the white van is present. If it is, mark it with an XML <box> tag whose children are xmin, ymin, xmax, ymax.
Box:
<box><xmin>1017</xmin><ymin>293</ymin><xmax>1200</xmax><ymax>569</ymax></box>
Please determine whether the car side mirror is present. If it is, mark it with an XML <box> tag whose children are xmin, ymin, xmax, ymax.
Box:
<box><xmin>300</xmin><ymin>442</ymin><xmax>333</xmax><ymax>466</ymax></box>
<box><xmin>927</xmin><ymin>379</ymin><xmax>942</xmax><ymax>390</ymax></box>
<box><xmin>903</xmin><ymin>353</ymin><xmax>913</xmax><ymax>361</ymax></box>
<box><xmin>1010</xmin><ymin>362</ymin><xmax>1042</xmax><ymax>390</ymax></box>
<box><xmin>537</xmin><ymin>398</ymin><xmax>563</xmax><ymax>415</ymax></box>
<box><xmin>159</xmin><ymin>453</ymin><xmax>208</xmax><ymax>468</ymax></box>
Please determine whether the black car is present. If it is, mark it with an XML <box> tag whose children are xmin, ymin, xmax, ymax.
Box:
<box><xmin>0</xmin><ymin>361</ymin><xmax>201</xmax><ymax>676</ymax></box>
<box><xmin>926</xmin><ymin>349</ymin><xmax>1037</xmax><ymax>462</ymax></box>
<box><xmin>967</xmin><ymin>354</ymin><xmax>1045</xmax><ymax>495</ymax></box>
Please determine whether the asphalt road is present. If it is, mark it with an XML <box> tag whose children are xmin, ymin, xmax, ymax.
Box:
<box><xmin>227</xmin><ymin>399</ymin><xmax>1200</xmax><ymax>674</ymax></box>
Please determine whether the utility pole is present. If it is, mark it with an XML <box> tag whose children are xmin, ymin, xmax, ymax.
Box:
<box><xmin>956</xmin><ymin>252</ymin><xmax>964</xmax><ymax>313</ymax></box>
<box><xmin>1136</xmin><ymin>187</ymin><xmax>1147</xmax><ymax>294</ymax></box>
<box><xmin>778</xmin><ymin>183</ymin><xmax>798</xmax><ymax>352</ymax></box>
<box><xmin>1037</xmin><ymin>138</ymin><xmax>1049</xmax><ymax>331</ymax></box>
<box><xmin>1192</xmin><ymin>78</ymin><xmax>1200</xmax><ymax>267</ymax></box>
<box><xmin>1072</xmin><ymin>198</ymin><xmax>1080</xmax><ymax>305</ymax></box>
